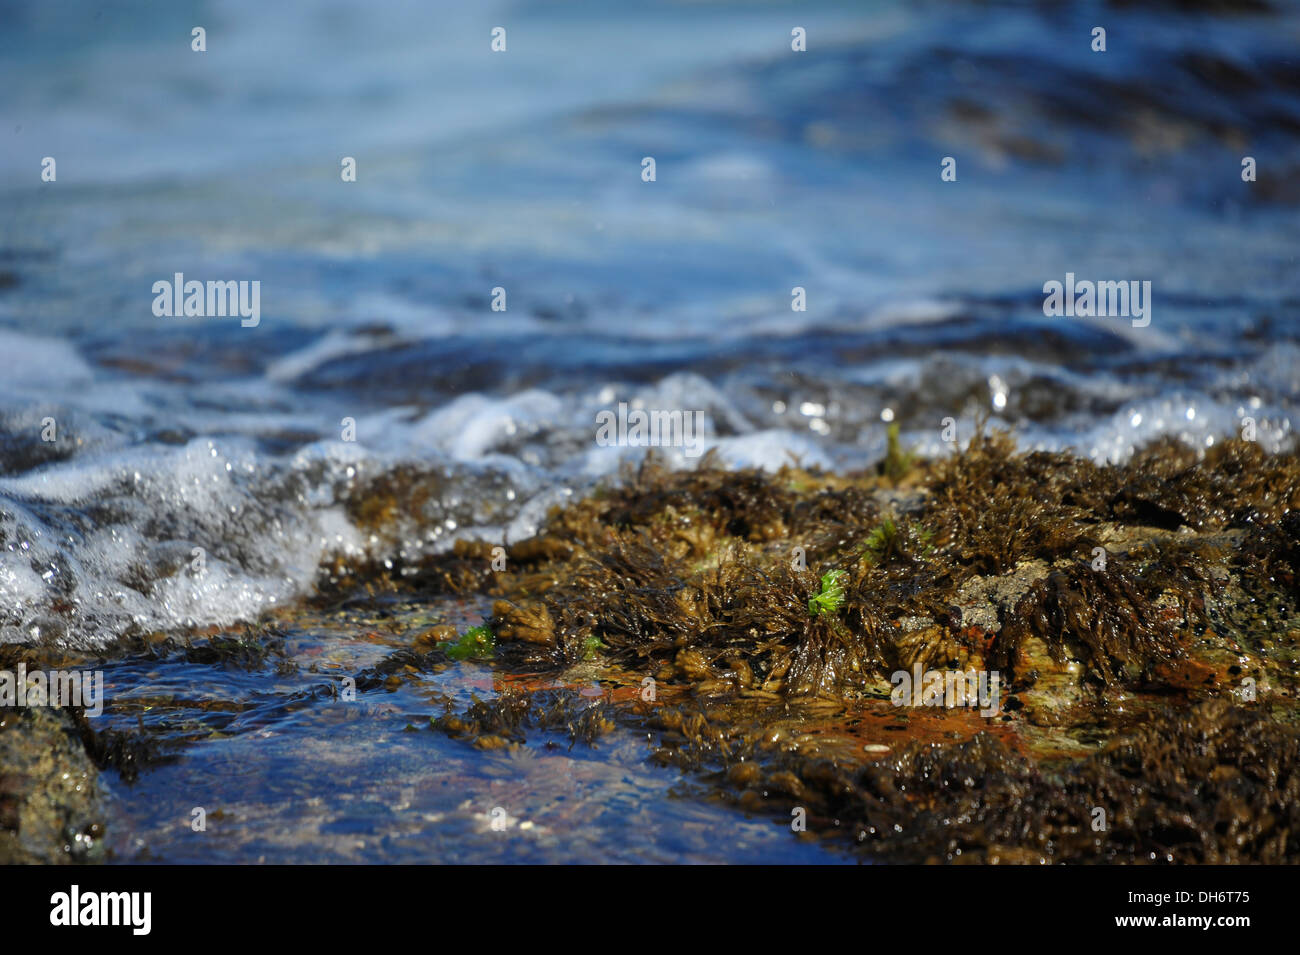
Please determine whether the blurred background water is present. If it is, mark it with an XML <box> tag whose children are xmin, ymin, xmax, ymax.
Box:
<box><xmin>2</xmin><ymin>0</ymin><xmax>1298</xmax><ymax>647</ymax></box>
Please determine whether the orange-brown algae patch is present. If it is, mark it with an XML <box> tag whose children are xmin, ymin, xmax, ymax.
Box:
<box><xmin>814</xmin><ymin>700</ymin><xmax>1027</xmax><ymax>764</ymax></box>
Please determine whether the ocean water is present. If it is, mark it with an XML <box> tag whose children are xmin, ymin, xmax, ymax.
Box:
<box><xmin>1</xmin><ymin>0</ymin><xmax>1298</xmax><ymax>862</ymax></box>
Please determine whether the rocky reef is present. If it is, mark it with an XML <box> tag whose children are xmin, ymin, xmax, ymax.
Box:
<box><xmin>4</xmin><ymin>431</ymin><xmax>1299</xmax><ymax>863</ymax></box>
<box><xmin>397</xmin><ymin>431</ymin><xmax>1300</xmax><ymax>862</ymax></box>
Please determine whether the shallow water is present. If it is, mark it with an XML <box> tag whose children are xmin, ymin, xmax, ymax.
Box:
<box><xmin>2</xmin><ymin>0</ymin><xmax>1299</xmax><ymax>862</ymax></box>
<box><xmin>91</xmin><ymin>598</ymin><xmax>852</xmax><ymax>863</ymax></box>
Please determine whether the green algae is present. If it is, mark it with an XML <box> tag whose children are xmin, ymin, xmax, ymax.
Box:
<box><xmin>808</xmin><ymin>569</ymin><xmax>848</xmax><ymax>616</ymax></box>
<box><xmin>444</xmin><ymin>625</ymin><xmax>496</xmax><ymax>661</ymax></box>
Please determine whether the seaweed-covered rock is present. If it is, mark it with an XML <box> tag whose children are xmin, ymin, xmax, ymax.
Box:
<box><xmin>414</xmin><ymin>434</ymin><xmax>1300</xmax><ymax>861</ymax></box>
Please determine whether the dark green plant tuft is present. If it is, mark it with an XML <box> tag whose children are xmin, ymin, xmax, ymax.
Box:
<box><xmin>861</xmin><ymin>517</ymin><xmax>934</xmax><ymax>566</ymax></box>
<box><xmin>882</xmin><ymin>421</ymin><xmax>915</xmax><ymax>481</ymax></box>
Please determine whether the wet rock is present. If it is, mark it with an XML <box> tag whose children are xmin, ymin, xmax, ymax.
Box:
<box><xmin>0</xmin><ymin>707</ymin><xmax>105</xmax><ymax>864</ymax></box>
